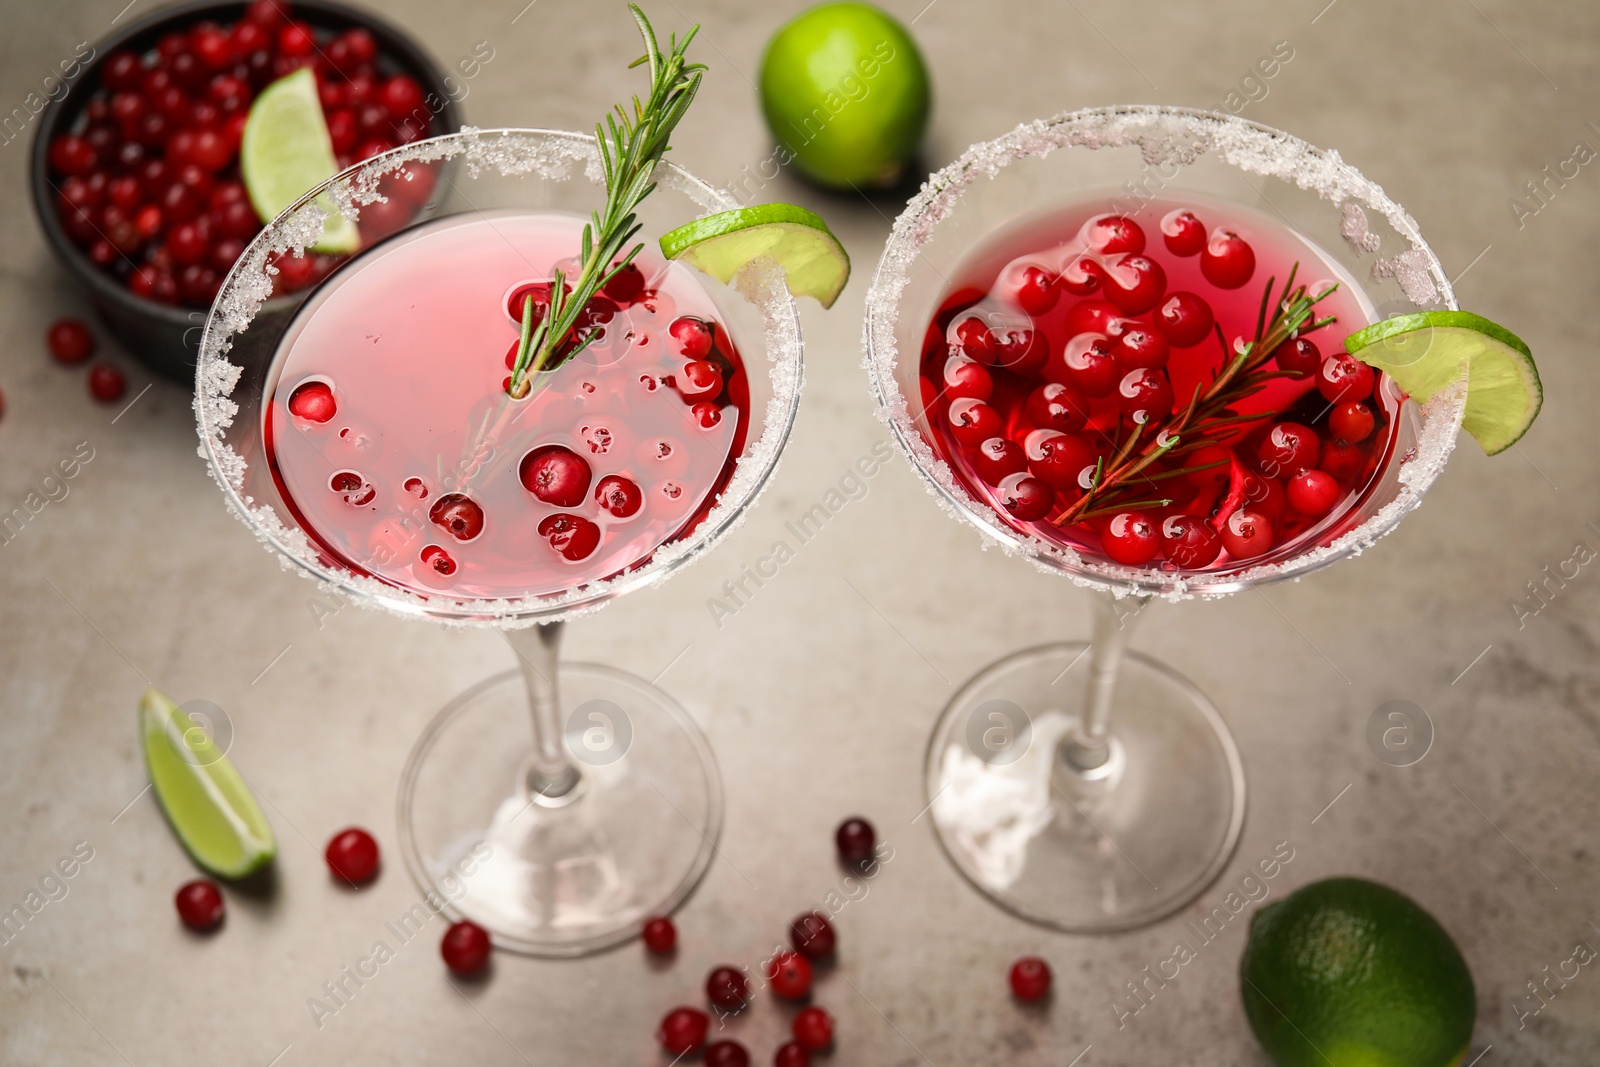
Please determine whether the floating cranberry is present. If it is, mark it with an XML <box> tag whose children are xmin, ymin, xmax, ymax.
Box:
<box><xmin>658</xmin><ymin>1007</ymin><xmax>710</xmax><ymax>1055</ymax></box>
<box><xmin>1009</xmin><ymin>956</ymin><xmax>1052</xmax><ymax>1001</ymax></box>
<box><xmin>1053</xmin><ymin>333</ymin><xmax>1119</xmax><ymax>397</ymax></box>
<box><xmin>519</xmin><ymin>446</ymin><xmax>592</xmax><ymax>507</ymax></box>
<box><xmin>1257</xmin><ymin>422</ymin><xmax>1320</xmax><ymax>476</ymax></box>
<box><xmin>1058</xmin><ymin>254</ymin><xmax>1105</xmax><ymax>297</ymax></box>
<box><xmin>705</xmin><ymin>1040</ymin><xmax>751</xmax><ymax>1067</ymax></box>
<box><xmin>1239</xmin><ymin>470</ymin><xmax>1286</xmax><ymax>522</ymax></box>
<box><xmin>642</xmin><ymin>915</ymin><xmax>676</xmax><ymax>953</ymax></box>
<box><xmin>678</xmin><ymin>359</ymin><xmax>723</xmax><ymax>401</ymax></box>
<box><xmin>1000</xmin><ymin>474</ymin><xmax>1054</xmax><ymax>521</ymax></box>
<box><xmin>1117</xmin><ymin>368</ymin><xmax>1174</xmax><ymax>420</ymax></box>
<box><xmin>1102</xmin><ymin>512</ymin><xmax>1160</xmax><ymax>565</ymax></box>
<box><xmin>951</xmin><ymin>314</ymin><xmax>996</xmax><ymax>364</ymax></box>
<box><xmin>1161</xmin><ymin>209</ymin><xmax>1207</xmax><ymax>256</ymax></box>
<box><xmin>538</xmin><ymin>513</ymin><xmax>601</xmax><ymax>561</ymax></box>
<box><xmin>835</xmin><ymin>817</ymin><xmax>876</xmax><ymax>866</ymax></box>
<box><xmin>669</xmin><ymin>315</ymin><xmax>714</xmax><ymax>359</ymax></box>
<box><xmin>942</xmin><ymin>357</ymin><xmax>993</xmax><ymax>402</ymax></box>
<box><xmin>792</xmin><ymin>1006</ymin><xmax>835</xmax><ymax>1051</ymax></box>
<box><xmin>1201</xmin><ymin>229</ymin><xmax>1256</xmax><ymax>289</ymax></box>
<box><xmin>692</xmin><ymin>402</ymin><xmax>722</xmax><ymax>428</ymax></box>
<box><xmin>1330</xmin><ymin>401</ymin><xmax>1375</xmax><ymax>443</ymax></box>
<box><xmin>774</xmin><ymin>1042</ymin><xmax>811</xmax><ymax>1067</ymax></box>
<box><xmin>1160</xmin><ymin>515</ymin><xmax>1222</xmax><ymax>568</ymax></box>
<box><xmin>948</xmin><ymin>398</ymin><xmax>1002</xmax><ymax>447</ymax></box>
<box><xmin>766</xmin><ymin>950</ymin><xmax>813</xmax><ymax>999</ymax></box>
<box><xmin>285</xmin><ymin>382</ymin><xmax>337</xmax><ymax>426</ymax></box>
<box><xmin>1063</xmin><ymin>298</ymin><xmax>1118</xmax><ymax>336</ymax></box>
<box><xmin>1025</xmin><ymin>430</ymin><xmax>1096</xmax><ymax>493</ymax></box>
<box><xmin>1272</xmin><ymin>335</ymin><xmax>1321</xmax><ymax>377</ymax></box>
<box><xmin>706</xmin><ymin>965</ymin><xmax>750</xmax><ymax>1011</ymax></box>
<box><xmin>594</xmin><ymin>475</ymin><xmax>642</xmax><ymax>518</ymax></box>
<box><xmin>420</xmin><ymin>545</ymin><xmax>456</xmax><ymax>575</ymax></box>
<box><xmin>1023</xmin><ymin>382</ymin><xmax>1088</xmax><ymax>434</ymax></box>
<box><xmin>1222</xmin><ymin>508</ymin><xmax>1275</xmax><ymax>560</ymax></box>
<box><xmin>1084</xmin><ymin>214</ymin><xmax>1145</xmax><ymax>255</ymax></box>
<box><xmin>974</xmin><ymin>437</ymin><xmax>1026</xmax><ymax>486</ymax></box>
<box><xmin>1113</xmin><ymin>324</ymin><xmax>1169</xmax><ymax>369</ymax></box>
<box><xmin>602</xmin><ymin>261</ymin><xmax>646</xmax><ymax>304</ymax></box>
<box><xmin>330</xmin><ymin>471</ymin><xmax>376</xmax><ymax>506</ymax></box>
<box><xmin>175</xmin><ymin>880</ymin><xmax>224</xmax><ymax>932</ymax></box>
<box><xmin>1007</xmin><ymin>264</ymin><xmax>1059</xmax><ymax>314</ymax></box>
<box><xmin>1103</xmin><ymin>254</ymin><xmax>1166</xmax><ymax>315</ymax></box>
<box><xmin>325</xmin><ymin>827</ymin><xmax>380</xmax><ymax>885</ymax></box>
<box><xmin>440</xmin><ymin>920</ymin><xmax>491</xmax><ymax>975</ymax></box>
<box><xmin>790</xmin><ymin>911</ymin><xmax>837</xmax><ymax>959</ymax></box>
<box><xmin>1153</xmin><ymin>291</ymin><xmax>1214</xmax><ymax>348</ymax></box>
<box><xmin>88</xmin><ymin>363</ymin><xmax>127</xmax><ymax>403</ymax></box>
<box><xmin>47</xmin><ymin>318</ymin><xmax>95</xmax><ymax>364</ymax></box>
<box><xmin>1287</xmin><ymin>469</ymin><xmax>1341</xmax><ymax>516</ymax></box>
<box><xmin>1316</xmin><ymin>353</ymin><xmax>1376</xmax><ymax>403</ymax></box>
<box><xmin>430</xmin><ymin>493</ymin><xmax>485</xmax><ymax>541</ymax></box>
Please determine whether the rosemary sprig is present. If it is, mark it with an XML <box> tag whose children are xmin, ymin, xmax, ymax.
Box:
<box><xmin>1055</xmin><ymin>265</ymin><xmax>1338</xmax><ymax>525</ymax></box>
<box><xmin>505</xmin><ymin>5</ymin><xmax>705</xmax><ymax>399</ymax></box>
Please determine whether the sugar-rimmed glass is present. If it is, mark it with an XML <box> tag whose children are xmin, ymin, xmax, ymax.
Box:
<box><xmin>197</xmin><ymin>128</ymin><xmax>803</xmax><ymax>955</ymax></box>
<box><xmin>863</xmin><ymin>106</ymin><xmax>1463</xmax><ymax>932</ymax></box>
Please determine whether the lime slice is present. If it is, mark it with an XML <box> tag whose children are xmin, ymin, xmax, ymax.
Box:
<box><xmin>139</xmin><ymin>688</ymin><xmax>276</xmax><ymax>880</ymax></box>
<box><xmin>1345</xmin><ymin>311</ymin><xmax>1540</xmax><ymax>455</ymax></box>
<box><xmin>241</xmin><ymin>69</ymin><xmax>360</xmax><ymax>253</ymax></box>
<box><xmin>660</xmin><ymin>203</ymin><xmax>850</xmax><ymax>308</ymax></box>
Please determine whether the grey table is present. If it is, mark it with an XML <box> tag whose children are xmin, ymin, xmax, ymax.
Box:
<box><xmin>2</xmin><ymin>0</ymin><xmax>1596</xmax><ymax>1064</ymax></box>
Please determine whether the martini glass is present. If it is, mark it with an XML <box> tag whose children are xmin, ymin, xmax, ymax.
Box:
<box><xmin>863</xmin><ymin>106</ymin><xmax>1464</xmax><ymax>932</ymax></box>
<box><xmin>197</xmin><ymin>129</ymin><xmax>803</xmax><ymax>955</ymax></box>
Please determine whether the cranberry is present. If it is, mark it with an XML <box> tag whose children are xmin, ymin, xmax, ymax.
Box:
<box><xmin>216</xmin><ymin>197</ymin><xmax>261</xmax><ymax>240</ymax></box>
<box><xmin>1000</xmin><ymin>474</ymin><xmax>1054</xmax><ymax>521</ymax></box>
<box><xmin>1221</xmin><ymin>508</ymin><xmax>1274</xmax><ymax>560</ymax></box>
<box><xmin>1102</xmin><ymin>512</ymin><xmax>1160</xmax><ymax>565</ymax></box>
<box><xmin>110</xmin><ymin>91</ymin><xmax>147</xmax><ymax>133</ymax></box>
<box><xmin>641</xmin><ymin>915</ymin><xmax>677</xmax><ymax>953</ymax></box>
<box><xmin>1113</xmin><ymin>324</ymin><xmax>1169</xmax><ymax>369</ymax></box>
<box><xmin>705</xmin><ymin>1040</ymin><xmax>751</xmax><ymax>1067</ymax></box>
<box><xmin>285</xmin><ymin>382</ymin><xmax>336</xmax><ymax>426</ymax></box>
<box><xmin>1103</xmin><ymin>254</ymin><xmax>1165</xmax><ymax>315</ymax></box>
<box><xmin>47</xmin><ymin>319</ymin><xmax>95</xmax><ymax>364</ymax></box>
<box><xmin>1117</xmin><ymin>368</ymin><xmax>1174</xmax><ymax>420</ymax></box>
<box><xmin>601</xmin><ymin>261</ymin><xmax>646</xmax><ymax>304</ymax></box>
<box><xmin>951</xmin><ymin>314</ymin><xmax>996</xmax><ymax>363</ymax></box>
<box><xmin>87</xmin><ymin>363</ymin><xmax>127</xmax><ymax>403</ymax></box>
<box><xmin>948</xmin><ymin>398</ymin><xmax>1002</xmax><ymax>447</ymax></box>
<box><xmin>103</xmin><ymin>51</ymin><xmax>143</xmax><ymax>92</ymax></box>
<box><xmin>790</xmin><ymin>911</ymin><xmax>837</xmax><ymax>959</ymax></box>
<box><xmin>792</xmin><ymin>1006</ymin><xmax>835</xmax><ymax>1051</ymax></box>
<box><xmin>1240</xmin><ymin>471</ymin><xmax>1286</xmax><ymax>522</ymax></box>
<box><xmin>1272</xmin><ymin>336</ymin><xmax>1321</xmax><ymax>377</ymax></box>
<box><xmin>991</xmin><ymin>326</ymin><xmax>1045</xmax><ymax>374</ymax></box>
<box><xmin>192</xmin><ymin>23</ymin><xmax>233</xmax><ymax>69</ymax></box>
<box><xmin>942</xmin><ymin>357</ymin><xmax>993</xmax><ymax>402</ymax></box>
<box><xmin>658</xmin><ymin>1007</ymin><xmax>710</xmax><ymax>1055</ymax></box>
<box><xmin>326</xmin><ymin>108</ymin><xmax>358</xmax><ymax>153</ymax></box>
<box><xmin>537</xmin><ymin>514</ymin><xmax>601</xmax><ymax>561</ymax></box>
<box><xmin>1316</xmin><ymin>353</ymin><xmax>1376</xmax><ymax>403</ymax></box>
<box><xmin>1184</xmin><ymin>442</ymin><xmax>1233</xmax><ymax>488</ymax></box>
<box><xmin>1024</xmin><ymin>382</ymin><xmax>1089</xmax><ymax>433</ymax></box>
<box><xmin>430</xmin><ymin>493</ymin><xmax>486</xmax><ymax>541</ymax></box>
<box><xmin>1059</xmin><ymin>254</ymin><xmax>1105</xmax><ymax>296</ymax></box>
<box><xmin>706</xmin><ymin>965</ymin><xmax>750</xmax><ymax>1011</ymax></box>
<box><xmin>677</xmin><ymin>359</ymin><xmax>723</xmax><ymax>401</ymax></box>
<box><xmin>324</xmin><ymin>827</ymin><xmax>380</xmax><ymax>885</ymax></box>
<box><xmin>341</xmin><ymin>28</ymin><xmax>378</xmax><ymax>65</ymax></box>
<box><xmin>518</xmin><ymin>446</ymin><xmax>592</xmax><ymax>507</ymax></box>
<box><xmin>1330</xmin><ymin>401</ymin><xmax>1375</xmax><ymax>443</ymax></box>
<box><xmin>211</xmin><ymin>237</ymin><xmax>246</xmax><ymax>274</ymax></box>
<box><xmin>1156</xmin><ymin>292</ymin><xmax>1216</xmax><ymax>347</ymax></box>
<box><xmin>88</xmin><ymin>240</ymin><xmax>117</xmax><ymax>268</ymax></box>
<box><xmin>774</xmin><ymin>1042</ymin><xmax>811</xmax><ymax>1067</ymax></box>
<box><xmin>669</xmin><ymin>315</ymin><xmax>714</xmax><ymax>358</ymax></box>
<box><xmin>1025</xmin><ymin>430</ymin><xmax>1096</xmax><ymax>492</ymax></box>
<box><xmin>244</xmin><ymin>0</ymin><xmax>284</xmax><ymax>27</ymax></box>
<box><xmin>1007</xmin><ymin>264</ymin><xmax>1058</xmax><ymax>314</ymax></box>
<box><xmin>175</xmin><ymin>880</ymin><xmax>224</xmax><ymax>931</ymax></box>
<box><xmin>1053</xmin><ymin>333</ymin><xmax>1119</xmax><ymax>397</ymax></box>
<box><xmin>48</xmin><ymin>134</ymin><xmax>97</xmax><ymax>175</ymax></box>
<box><xmin>595</xmin><ymin>475</ymin><xmax>643</xmax><ymax>518</ymax></box>
<box><xmin>274</xmin><ymin>250</ymin><xmax>317</xmax><ymax>291</ymax></box>
<box><xmin>766</xmin><ymin>950</ymin><xmax>813</xmax><ymax>999</ymax></box>
<box><xmin>177</xmin><ymin>262</ymin><xmax>220</xmax><ymax>305</ymax></box>
<box><xmin>381</xmin><ymin>75</ymin><xmax>426</xmax><ymax>116</ymax></box>
<box><xmin>440</xmin><ymin>920</ymin><xmax>491</xmax><ymax>975</ymax></box>
<box><xmin>420</xmin><ymin>545</ymin><xmax>456</xmax><ymax>575</ymax></box>
<box><xmin>1084</xmin><ymin>214</ymin><xmax>1145</xmax><ymax>255</ymax></box>
<box><xmin>1160</xmin><ymin>515</ymin><xmax>1222</xmax><ymax>568</ymax></box>
<box><xmin>974</xmin><ymin>437</ymin><xmax>1026</xmax><ymax>485</ymax></box>
<box><xmin>1161</xmin><ymin>209</ymin><xmax>1207</xmax><ymax>256</ymax></box>
<box><xmin>1201</xmin><ymin>229</ymin><xmax>1256</xmax><ymax>289</ymax></box>
<box><xmin>1009</xmin><ymin>956</ymin><xmax>1052</xmax><ymax>1001</ymax></box>
<box><xmin>691</xmin><ymin>401</ymin><xmax>722</xmax><ymax>428</ymax></box>
<box><xmin>232</xmin><ymin>19</ymin><xmax>269</xmax><ymax>57</ymax></box>
<box><xmin>1257</xmin><ymin>422</ymin><xmax>1320</xmax><ymax>476</ymax></box>
<box><xmin>278</xmin><ymin>21</ymin><xmax>316</xmax><ymax>57</ymax></box>
<box><xmin>1287</xmin><ymin>469</ymin><xmax>1341</xmax><ymax>516</ymax></box>
<box><xmin>835</xmin><ymin>817</ymin><xmax>876</xmax><ymax>866</ymax></box>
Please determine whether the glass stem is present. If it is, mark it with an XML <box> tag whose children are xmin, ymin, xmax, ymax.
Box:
<box><xmin>1064</xmin><ymin>591</ymin><xmax>1151</xmax><ymax>771</ymax></box>
<box><xmin>503</xmin><ymin>621</ymin><xmax>581</xmax><ymax>800</ymax></box>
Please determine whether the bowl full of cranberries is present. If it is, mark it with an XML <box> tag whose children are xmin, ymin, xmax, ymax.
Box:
<box><xmin>29</xmin><ymin>0</ymin><xmax>461</xmax><ymax>381</ymax></box>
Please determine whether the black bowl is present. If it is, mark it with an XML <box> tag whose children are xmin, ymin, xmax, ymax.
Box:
<box><xmin>28</xmin><ymin>0</ymin><xmax>462</xmax><ymax>382</ymax></box>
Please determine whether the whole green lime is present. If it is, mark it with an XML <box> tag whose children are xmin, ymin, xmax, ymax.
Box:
<box><xmin>1240</xmin><ymin>877</ymin><xmax>1475</xmax><ymax>1067</ymax></box>
<box><xmin>758</xmin><ymin>2</ymin><xmax>931</xmax><ymax>189</ymax></box>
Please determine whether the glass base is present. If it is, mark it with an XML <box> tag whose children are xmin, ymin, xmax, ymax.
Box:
<box><xmin>397</xmin><ymin>664</ymin><xmax>722</xmax><ymax>957</ymax></box>
<box><xmin>925</xmin><ymin>642</ymin><xmax>1245</xmax><ymax>933</ymax></box>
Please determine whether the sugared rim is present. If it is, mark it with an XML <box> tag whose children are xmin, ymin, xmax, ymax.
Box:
<box><xmin>195</xmin><ymin>127</ymin><xmax>804</xmax><ymax>627</ymax></box>
<box><xmin>862</xmin><ymin>104</ymin><xmax>1466</xmax><ymax>599</ymax></box>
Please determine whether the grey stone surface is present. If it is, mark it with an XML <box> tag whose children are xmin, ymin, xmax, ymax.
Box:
<box><xmin>2</xmin><ymin>0</ymin><xmax>1597</xmax><ymax>1064</ymax></box>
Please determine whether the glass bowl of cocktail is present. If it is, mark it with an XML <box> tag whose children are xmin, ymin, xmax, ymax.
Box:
<box><xmin>864</xmin><ymin>105</ymin><xmax>1477</xmax><ymax>932</ymax></box>
<box><xmin>196</xmin><ymin>16</ymin><xmax>809</xmax><ymax>956</ymax></box>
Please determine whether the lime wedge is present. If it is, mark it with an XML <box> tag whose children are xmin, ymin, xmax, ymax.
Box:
<box><xmin>241</xmin><ymin>69</ymin><xmax>360</xmax><ymax>253</ymax></box>
<box><xmin>1345</xmin><ymin>311</ymin><xmax>1541</xmax><ymax>455</ymax></box>
<box><xmin>139</xmin><ymin>688</ymin><xmax>276</xmax><ymax>879</ymax></box>
<box><xmin>660</xmin><ymin>203</ymin><xmax>850</xmax><ymax>308</ymax></box>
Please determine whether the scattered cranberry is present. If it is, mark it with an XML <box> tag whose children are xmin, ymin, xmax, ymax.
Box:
<box><xmin>287</xmin><ymin>380</ymin><xmax>336</xmax><ymax>422</ymax></box>
<box><xmin>1053</xmin><ymin>333</ymin><xmax>1119</xmax><ymax>397</ymax></box>
<box><xmin>642</xmin><ymin>915</ymin><xmax>677</xmax><ymax>953</ymax></box>
<box><xmin>441</xmin><ymin>920</ymin><xmax>491</xmax><ymax>976</ymax></box>
<box><xmin>706</xmin><ymin>965</ymin><xmax>751</xmax><ymax>1011</ymax></box>
<box><xmin>835</xmin><ymin>817</ymin><xmax>876</xmax><ymax>867</ymax></box>
<box><xmin>1009</xmin><ymin>956</ymin><xmax>1052</xmax><ymax>1001</ymax></box>
<box><xmin>1160</xmin><ymin>209</ymin><xmax>1206</xmax><ymax>256</ymax></box>
<box><xmin>518</xmin><ymin>445</ymin><xmax>592</xmax><ymax>507</ymax></box>
<box><xmin>792</xmin><ymin>1006</ymin><xmax>835</xmax><ymax>1051</ymax></box>
<box><xmin>537</xmin><ymin>513</ymin><xmax>601</xmax><ymax>561</ymax></box>
<box><xmin>87</xmin><ymin>363</ymin><xmax>127</xmax><ymax>403</ymax></box>
<box><xmin>1272</xmin><ymin>336</ymin><xmax>1322</xmax><ymax>377</ymax></box>
<box><xmin>595</xmin><ymin>475</ymin><xmax>643</xmax><ymax>518</ymax></box>
<box><xmin>657</xmin><ymin>1006</ymin><xmax>710</xmax><ymax>1055</ymax></box>
<box><xmin>47</xmin><ymin>318</ymin><xmax>96</xmax><ymax>364</ymax></box>
<box><xmin>324</xmin><ymin>827</ymin><xmax>380</xmax><ymax>885</ymax></box>
<box><xmin>1200</xmin><ymin>229</ymin><xmax>1256</xmax><ymax>289</ymax></box>
<box><xmin>790</xmin><ymin>911</ymin><xmax>838</xmax><ymax>959</ymax></box>
<box><xmin>766</xmin><ymin>950</ymin><xmax>813</xmax><ymax>999</ymax></box>
<box><xmin>1155</xmin><ymin>291</ymin><xmax>1216</xmax><ymax>347</ymax></box>
<box><xmin>705</xmin><ymin>1040</ymin><xmax>751</xmax><ymax>1067</ymax></box>
<box><xmin>1160</xmin><ymin>515</ymin><xmax>1222</xmax><ymax>568</ymax></box>
<box><xmin>1221</xmin><ymin>508</ymin><xmax>1275</xmax><ymax>560</ymax></box>
<box><xmin>1316</xmin><ymin>353</ymin><xmax>1376</xmax><ymax>404</ymax></box>
<box><xmin>174</xmin><ymin>880</ymin><xmax>224</xmax><ymax>931</ymax></box>
<box><xmin>1257</xmin><ymin>422</ymin><xmax>1320</xmax><ymax>476</ymax></box>
<box><xmin>669</xmin><ymin>315</ymin><xmax>714</xmax><ymax>359</ymax></box>
<box><xmin>774</xmin><ymin>1041</ymin><xmax>811</xmax><ymax>1067</ymax></box>
<box><xmin>1330</xmin><ymin>401</ymin><xmax>1375</xmax><ymax>443</ymax></box>
<box><xmin>1102</xmin><ymin>512</ymin><xmax>1160</xmax><ymax>566</ymax></box>
<box><xmin>1007</xmin><ymin>264</ymin><xmax>1059</xmax><ymax>314</ymax></box>
<box><xmin>1085</xmin><ymin>214</ymin><xmax>1145</xmax><ymax>255</ymax></box>
<box><xmin>1287</xmin><ymin>469</ymin><xmax>1341</xmax><ymax>516</ymax></box>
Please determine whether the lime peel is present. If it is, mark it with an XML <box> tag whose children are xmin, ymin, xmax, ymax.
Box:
<box><xmin>1345</xmin><ymin>310</ymin><xmax>1540</xmax><ymax>455</ymax></box>
<box><xmin>241</xmin><ymin>68</ymin><xmax>360</xmax><ymax>254</ymax></box>
<box><xmin>660</xmin><ymin>203</ymin><xmax>850</xmax><ymax>308</ymax></box>
<box><xmin>140</xmin><ymin>688</ymin><xmax>276</xmax><ymax>880</ymax></box>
